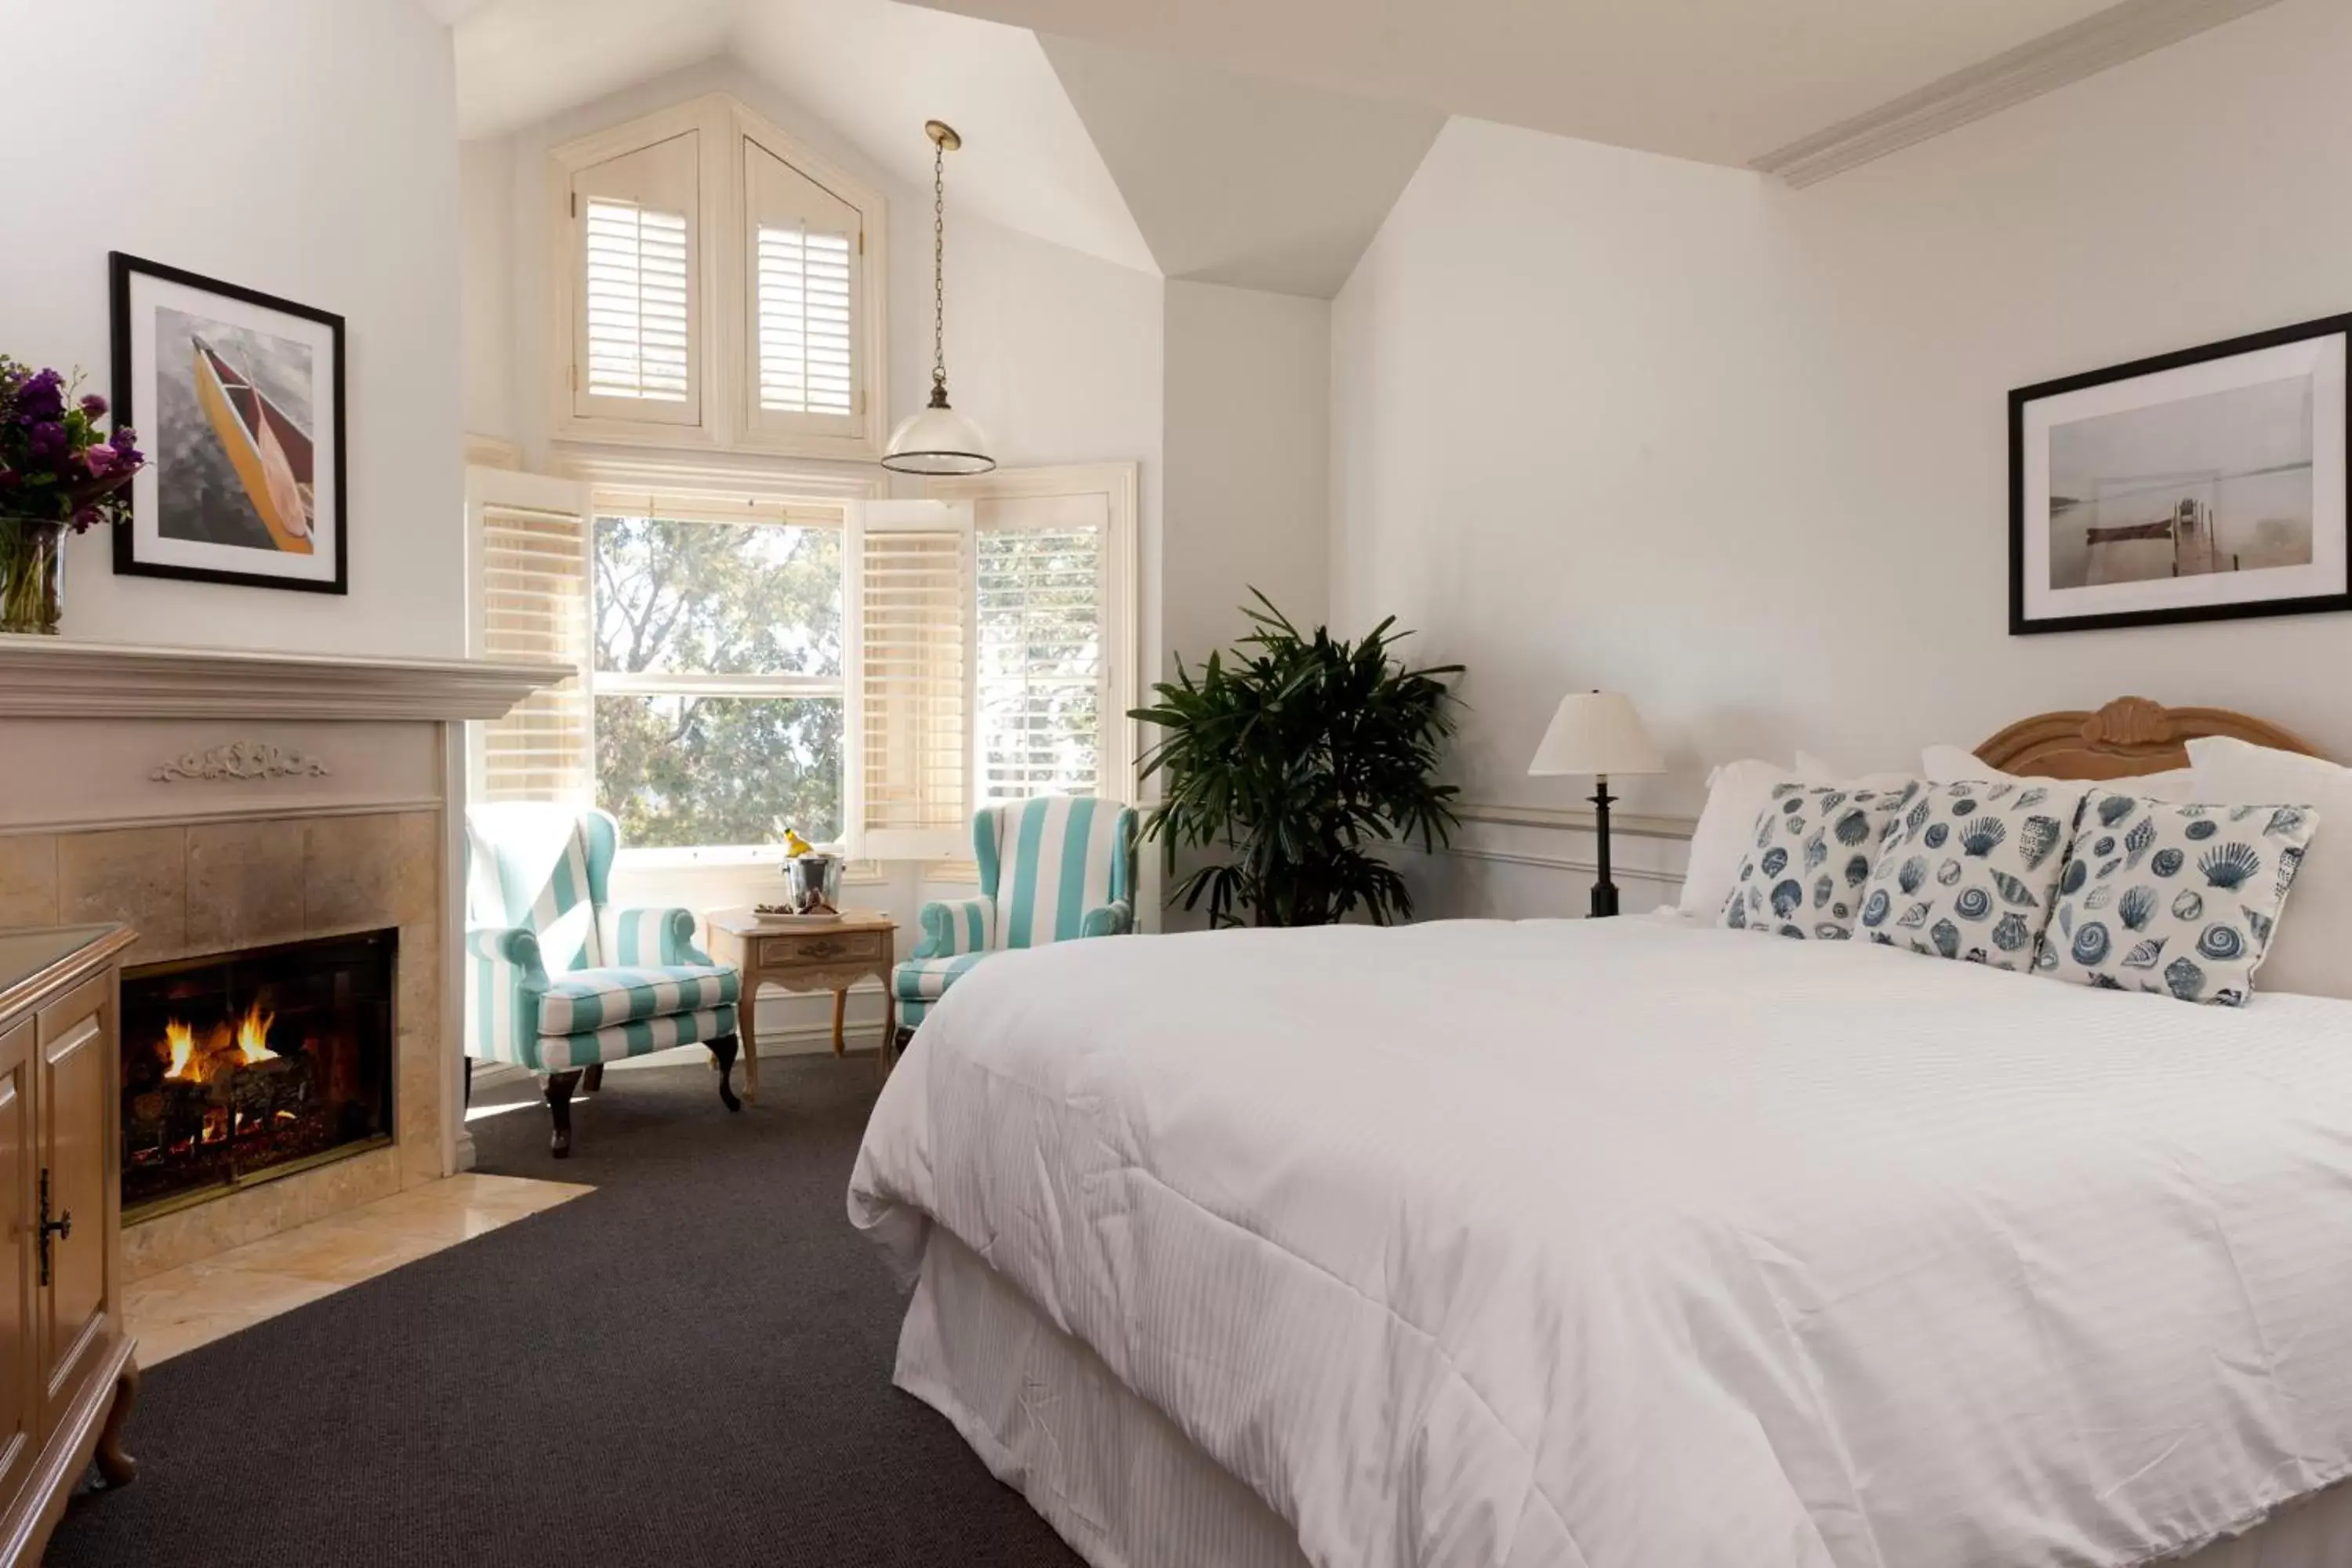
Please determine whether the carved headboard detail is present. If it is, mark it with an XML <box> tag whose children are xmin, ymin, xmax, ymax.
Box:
<box><xmin>1976</xmin><ymin>697</ymin><xmax>2322</xmax><ymax>780</ymax></box>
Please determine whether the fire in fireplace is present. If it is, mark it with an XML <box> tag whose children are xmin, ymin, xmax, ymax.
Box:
<box><xmin>121</xmin><ymin>929</ymin><xmax>397</xmax><ymax>1219</ymax></box>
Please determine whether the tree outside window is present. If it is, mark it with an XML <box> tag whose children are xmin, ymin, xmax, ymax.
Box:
<box><xmin>593</xmin><ymin>514</ymin><xmax>844</xmax><ymax>849</ymax></box>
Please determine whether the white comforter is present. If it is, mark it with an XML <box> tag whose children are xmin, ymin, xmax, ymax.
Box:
<box><xmin>848</xmin><ymin>916</ymin><xmax>2352</xmax><ymax>1568</ymax></box>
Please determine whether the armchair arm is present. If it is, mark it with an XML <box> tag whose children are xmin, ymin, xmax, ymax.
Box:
<box><xmin>1078</xmin><ymin>900</ymin><xmax>1133</xmax><ymax>939</ymax></box>
<box><xmin>463</xmin><ymin>924</ymin><xmax>550</xmax><ymax>1063</ymax></box>
<box><xmin>602</xmin><ymin>906</ymin><xmax>709</xmax><ymax>967</ymax></box>
<box><xmin>914</xmin><ymin>896</ymin><xmax>995</xmax><ymax>959</ymax></box>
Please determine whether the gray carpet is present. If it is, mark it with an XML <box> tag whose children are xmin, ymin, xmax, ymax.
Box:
<box><xmin>47</xmin><ymin>1052</ymin><xmax>1084</xmax><ymax>1566</ymax></box>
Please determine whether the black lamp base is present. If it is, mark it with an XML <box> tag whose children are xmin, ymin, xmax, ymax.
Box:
<box><xmin>1589</xmin><ymin>778</ymin><xmax>1621</xmax><ymax>919</ymax></box>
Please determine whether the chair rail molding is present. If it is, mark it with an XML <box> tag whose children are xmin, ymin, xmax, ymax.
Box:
<box><xmin>1453</xmin><ymin>800</ymin><xmax>1697</xmax><ymax>841</ymax></box>
<box><xmin>0</xmin><ymin>637</ymin><xmax>564</xmax><ymax>720</ymax></box>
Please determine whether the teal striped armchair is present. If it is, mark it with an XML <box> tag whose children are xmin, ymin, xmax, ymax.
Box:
<box><xmin>893</xmin><ymin>796</ymin><xmax>1139</xmax><ymax>1037</ymax></box>
<box><xmin>463</xmin><ymin>804</ymin><xmax>743</xmax><ymax>1156</ymax></box>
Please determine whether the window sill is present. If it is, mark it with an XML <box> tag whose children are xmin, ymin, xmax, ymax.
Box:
<box><xmin>616</xmin><ymin>844</ymin><xmax>885</xmax><ymax>883</ymax></box>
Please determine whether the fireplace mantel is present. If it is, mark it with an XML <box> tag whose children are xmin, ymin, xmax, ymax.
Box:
<box><xmin>0</xmin><ymin>635</ymin><xmax>564</xmax><ymax>721</ymax></box>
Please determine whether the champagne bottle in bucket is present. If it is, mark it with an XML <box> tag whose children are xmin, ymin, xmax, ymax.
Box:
<box><xmin>778</xmin><ymin>826</ymin><xmax>843</xmax><ymax>917</ymax></box>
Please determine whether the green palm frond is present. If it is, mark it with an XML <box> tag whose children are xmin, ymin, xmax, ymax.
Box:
<box><xmin>1129</xmin><ymin>593</ymin><xmax>1463</xmax><ymax>929</ymax></box>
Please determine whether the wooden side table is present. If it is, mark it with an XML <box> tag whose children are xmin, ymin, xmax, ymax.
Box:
<box><xmin>705</xmin><ymin>909</ymin><xmax>897</xmax><ymax>1101</ymax></box>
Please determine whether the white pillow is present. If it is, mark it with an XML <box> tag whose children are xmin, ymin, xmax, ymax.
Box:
<box><xmin>1680</xmin><ymin>760</ymin><xmax>1820</xmax><ymax>921</ymax></box>
<box><xmin>1922</xmin><ymin>743</ymin><xmax>2192</xmax><ymax>803</ymax></box>
<box><xmin>2187</xmin><ymin>736</ymin><xmax>2350</xmax><ymax>999</ymax></box>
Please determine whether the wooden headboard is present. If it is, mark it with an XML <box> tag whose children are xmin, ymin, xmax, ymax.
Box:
<box><xmin>1976</xmin><ymin>696</ymin><xmax>2323</xmax><ymax>779</ymax></box>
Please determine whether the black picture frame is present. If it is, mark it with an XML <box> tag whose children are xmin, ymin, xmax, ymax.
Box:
<box><xmin>109</xmin><ymin>252</ymin><xmax>349</xmax><ymax>596</ymax></box>
<box><xmin>2009</xmin><ymin>311</ymin><xmax>2352</xmax><ymax>636</ymax></box>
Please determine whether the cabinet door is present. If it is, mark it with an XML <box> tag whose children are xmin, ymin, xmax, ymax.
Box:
<box><xmin>36</xmin><ymin>975</ymin><xmax>112</xmax><ymax>1434</ymax></box>
<box><xmin>0</xmin><ymin>1015</ymin><xmax>37</xmax><ymax>1515</ymax></box>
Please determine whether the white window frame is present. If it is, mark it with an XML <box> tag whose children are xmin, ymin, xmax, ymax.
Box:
<box><xmin>561</xmin><ymin>453</ymin><xmax>883</xmax><ymax>870</ymax></box>
<box><xmin>926</xmin><ymin>462</ymin><xmax>1142</xmax><ymax>811</ymax></box>
<box><xmin>547</xmin><ymin>93</ymin><xmax>888</xmax><ymax>461</ymax></box>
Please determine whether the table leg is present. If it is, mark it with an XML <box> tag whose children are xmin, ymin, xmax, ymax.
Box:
<box><xmin>740</xmin><ymin>980</ymin><xmax>760</xmax><ymax>1104</ymax></box>
<box><xmin>831</xmin><ymin>989</ymin><xmax>847</xmax><ymax>1056</ymax></box>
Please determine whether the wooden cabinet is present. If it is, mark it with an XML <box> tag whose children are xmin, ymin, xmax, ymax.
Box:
<box><xmin>0</xmin><ymin>926</ymin><xmax>138</xmax><ymax>1565</ymax></box>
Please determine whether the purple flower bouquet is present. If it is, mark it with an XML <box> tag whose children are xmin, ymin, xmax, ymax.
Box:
<box><xmin>0</xmin><ymin>358</ymin><xmax>147</xmax><ymax>633</ymax></box>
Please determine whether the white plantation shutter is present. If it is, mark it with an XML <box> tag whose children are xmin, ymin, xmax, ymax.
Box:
<box><xmin>571</xmin><ymin>131</ymin><xmax>699</xmax><ymax>426</ymax></box>
<box><xmin>850</xmin><ymin>500</ymin><xmax>972</xmax><ymax>858</ymax></box>
<box><xmin>467</xmin><ymin>470</ymin><xmax>594</xmax><ymax>805</ymax></box>
<box><xmin>976</xmin><ymin>512</ymin><xmax>1105</xmax><ymax>802</ymax></box>
<box><xmin>745</xmin><ymin>138</ymin><xmax>862</xmax><ymax>437</ymax></box>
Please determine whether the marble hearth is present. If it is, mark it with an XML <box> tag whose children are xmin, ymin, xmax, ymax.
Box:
<box><xmin>0</xmin><ymin>637</ymin><xmax>559</xmax><ymax>1279</ymax></box>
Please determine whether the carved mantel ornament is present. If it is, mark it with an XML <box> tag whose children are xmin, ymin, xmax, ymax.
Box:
<box><xmin>151</xmin><ymin>742</ymin><xmax>331</xmax><ymax>783</ymax></box>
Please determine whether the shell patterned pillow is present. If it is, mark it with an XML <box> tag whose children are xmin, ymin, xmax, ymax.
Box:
<box><xmin>1856</xmin><ymin>777</ymin><xmax>2091</xmax><ymax>970</ymax></box>
<box><xmin>2040</xmin><ymin>790</ymin><xmax>2320</xmax><ymax>1005</ymax></box>
<box><xmin>1721</xmin><ymin>782</ymin><xmax>1913</xmax><ymax>940</ymax></box>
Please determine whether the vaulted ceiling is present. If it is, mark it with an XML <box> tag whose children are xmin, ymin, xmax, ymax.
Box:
<box><xmin>441</xmin><ymin>0</ymin><xmax>2287</xmax><ymax>297</ymax></box>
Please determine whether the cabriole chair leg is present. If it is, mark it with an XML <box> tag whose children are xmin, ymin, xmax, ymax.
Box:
<box><xmin>710</xmin><ymin>1033</ymin><xmax>742</xmax><ymax>1113</ymax></box>
<box><xmin>544</xmin><ymin>1069</ymin><xmax>583</xmax><ymax>1157</ymax></box>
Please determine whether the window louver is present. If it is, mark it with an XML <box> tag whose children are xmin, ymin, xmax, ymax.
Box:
<box><xmin>479</xmin><ymin>504</ymin><xmax>592</xmax><ymax>804</ymax></box>
<box><xmin>976</xmin><ymin>526</ymin><xmax>1104</xmax><ymax>803</ymax></box>
<box><xmin>583</xmin><ymin>199</ymin><xmax>691</xmax><ymax>403</ymax></box>
<box><xmin>757</xmin><ymin>223</ymin><xmax>854</xmax><ymax>417</ymax></box>
<box><xmin>858</xmin><ymin>529</ymin><xmax>967</xmax><ymax>843</ymax></box>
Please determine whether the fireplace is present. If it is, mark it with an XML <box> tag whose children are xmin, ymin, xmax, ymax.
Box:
<box><xmin>120</xmin><ymin>929</ymin><xmax>398</xmax><ymax>1220</ymax></box>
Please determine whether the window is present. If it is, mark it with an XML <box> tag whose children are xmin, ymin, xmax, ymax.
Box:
<box><xmin>549</xmin><ymin>94</ymin><xmax>886</xmax><ymax>459</ymax></box>
<box><xmin>470</xmin><ymin>464</ymin><xmax>1136</xmax><ymax>863</ymax></box>
<box><xmin>746</xmin><ymin>136</ymin><xmax>863</xmax><ymax>437</ymax></box>
<box><xmin>977</xmin><ymin>518</ymin><xmax>1104</xmax><ymax>803</ymax></box>
<box><xmin>592</xmin><ymin>506</ymin><xmax>847</xmax><ymax>852</ymax></box>
<box><xmin>849</xmin><ymin>467</ymin><xmax>1139</xmax><ymax>857</ymax></box>
<box><xmin>567</xmin><ymin>129</ymin><xmax>701</xmax><ymax>427</ymax></box>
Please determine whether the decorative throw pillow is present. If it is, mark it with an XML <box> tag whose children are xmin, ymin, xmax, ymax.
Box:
<box><xmin>2039</xmin><ymin>790</ymin><xmax>2321</xmax><ymax>1005</ymax></box>
<box><xmin>1857</xmin><ymin>777</ymin><xmax>2091</xmax><ymax>969</ymax></box>
<box><xmin>1721</xmin><ymin>782</ymin><xmax>1912</xmax><ymax>940</ymax></box>
<box><xmin>1921</xmin><ymin>744</ymin><xmax>2194</xmax><ymax>802</ymax></box>
<box><xmin>2186</xmin><ymin>737</ymin><xmax>2352</xmax><ymax>1001</ymax></box>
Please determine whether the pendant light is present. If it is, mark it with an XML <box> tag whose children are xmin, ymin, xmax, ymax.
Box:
<box><xmin>882</xmin><ymin>120</ymin><xmax>995</xmax><ymax>475</ymax></box>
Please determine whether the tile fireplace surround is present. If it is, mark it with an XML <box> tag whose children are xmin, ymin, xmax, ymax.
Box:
<box><xmin>0</xmin><ymin>637</ymin><xmax>558</xmax><ymax>1279</ymax></box>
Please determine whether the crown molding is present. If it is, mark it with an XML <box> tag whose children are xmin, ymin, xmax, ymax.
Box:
<box><xmin>0</xmin><ymin>637</ymin><xmax>566</xmax><ymax>720</ymax></box>
<box><xmin>1751</xmin><ymin>0</ymin><xmax>2285</xmax><ymax>188</ymax></box>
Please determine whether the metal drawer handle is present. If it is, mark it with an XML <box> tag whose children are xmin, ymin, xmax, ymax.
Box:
<box><xmin>37</xmin><ymin>1169</ymin><xmax>70</xmax><ymax>1286</ymax></box>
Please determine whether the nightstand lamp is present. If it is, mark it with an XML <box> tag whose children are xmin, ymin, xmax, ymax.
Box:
<box><xmin>1529</xmin><ymin>691</ymin><xmax>1665</xmax><ymax>918</ymax></box>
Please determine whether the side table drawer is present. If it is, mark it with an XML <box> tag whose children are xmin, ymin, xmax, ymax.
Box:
<box><xmin>759</xmin><ymin>931</ymin><xmax>886</xmax><ymax>967</ymax></box>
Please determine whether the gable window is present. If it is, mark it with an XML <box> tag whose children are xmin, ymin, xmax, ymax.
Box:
<box><xmin>567</xmin><ymin>130</ymin><xmax>701</xmax><ymax>427</ymax></box>
<box><xmin>592</xmin><ymin>504</ymin><xmax>847</xmax><ymax>852</ymax></box>
<box><xmin>550</xmin><ymin>94</ymin><xmax>886</xmax><ymax>459</ymax></box>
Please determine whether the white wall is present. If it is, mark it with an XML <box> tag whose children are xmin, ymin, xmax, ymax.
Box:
<box><xmin>1162</xmin><ymin>279</ymin><xmax>1330</xmax><ymax>669</ymax></box>
<box><xmin>2</xmin><ymin>0</ymin><xmax>465</xmax><ymax>658</ymax></box>
<box><xmin>1331</xmin><ymin>0</ymin><xmax>2352</xmax><ymax>916</ymax></box>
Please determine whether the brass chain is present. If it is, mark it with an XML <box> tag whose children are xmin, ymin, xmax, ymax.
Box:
<box><xmin>931</xmin><ymin>136</ymin><xmax>947</xmax><ymax>397</ymax></box>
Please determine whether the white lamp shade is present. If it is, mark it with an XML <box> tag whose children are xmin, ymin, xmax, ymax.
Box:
<box><xmin>881</xmin><ymin>402</ymin><xmax>995</xmax><ymax>475</ymax></box>
<box><xmin>1528</xmin><ymin>691</ymin><xmax>1664</xmax><ymax>777</ymax></box>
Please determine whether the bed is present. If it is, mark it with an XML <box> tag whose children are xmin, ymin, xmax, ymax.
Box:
<box><xmin>848</xmin><ymin>699</ymin><xmax>2352</xmax><ymax>1567</ymax></box>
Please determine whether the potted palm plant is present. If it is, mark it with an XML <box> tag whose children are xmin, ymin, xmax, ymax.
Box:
<box><xmin>1131</xmin><ymin>592</ymin><xmax>1463</xmax><ymax>928</ymax></box>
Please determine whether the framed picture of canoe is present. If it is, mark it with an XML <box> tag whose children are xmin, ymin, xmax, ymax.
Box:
<box><xmin>109</xmin><ymin>253</ymin><xmax>347</xmax><ymax>594</ymax></box>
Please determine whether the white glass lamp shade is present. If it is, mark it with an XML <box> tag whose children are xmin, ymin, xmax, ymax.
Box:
<box><xmin>881</xmin><ymin>401</ymin><xmax>995</xmax><ymax>475</ymax></box>
<box><xmin>1528</xmin><ymin>691</ymin><xmax>1665</xmax><ymax>777</ymax></box>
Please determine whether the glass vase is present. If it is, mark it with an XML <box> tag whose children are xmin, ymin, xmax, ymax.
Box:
<box><xmin>0</xmin><ymin>519</ymin><xmax>64</xmax><ymax>636</ymax></box>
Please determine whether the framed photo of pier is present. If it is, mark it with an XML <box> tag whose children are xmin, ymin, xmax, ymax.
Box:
<box><xmin>109</xmin><ymin>253</ymin><xmax>347</xmax><ymax>594</ymax></box>
<box><xmin>2010</xmin><ymin>313</ymin><xmax>2350</xmax><ymax>635</ymax></box>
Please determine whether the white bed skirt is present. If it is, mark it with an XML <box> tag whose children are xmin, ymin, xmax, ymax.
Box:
<box><xmin>895</xmin><ymin>1229</ymin><xmax>2352</xmax><ymax>1568</ymax></box>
